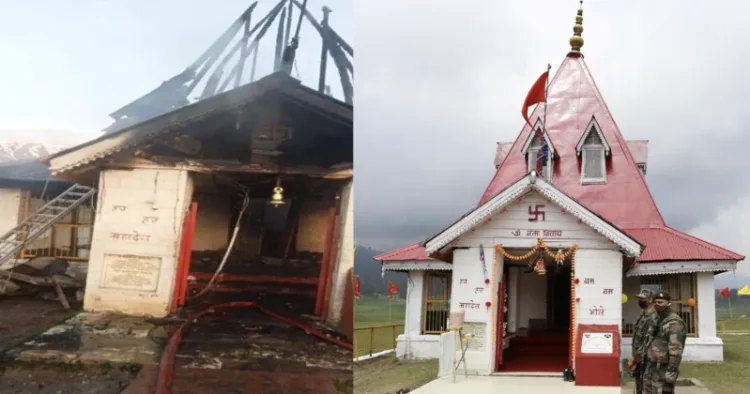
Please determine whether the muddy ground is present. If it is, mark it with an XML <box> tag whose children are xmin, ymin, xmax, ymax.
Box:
<box><xmin>0</xmin><ymin>296</ymin><xmax>353</xmax><ymax>393</ymax></box>
<box><xmin>0</xmin><ymin>363</ymin><xmax>140</xmax><ymax>394</ymax></box>
<box><xmin>0</xmin><ymin>298</ymin><xmax>140</xmax><ymax>394</ymax></box>
<box><xmin>0</xmin><ymin>298</ymin><xmax>77</xmax><ymax>352</ymax></box>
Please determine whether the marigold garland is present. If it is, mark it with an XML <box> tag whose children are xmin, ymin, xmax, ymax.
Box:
<box><xmin>494</xmin><ymin>238</ymin><xmax>577</xmax><ymax>262</ymax></box>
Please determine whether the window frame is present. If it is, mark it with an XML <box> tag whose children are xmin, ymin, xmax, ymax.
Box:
<box><xmin>526</xmin><ymin>129</ymin><xmax>553</xmax><ymax>181</ymax></box>
<box><xmin>622</xmin><ymin>273</ymin><xmax>699</xmax><ymax>338</ymax></box>
<box><xmin>581</xmin><ymin>144</ymin><xmax>606</xmax><ymax>184</ymax></box>
<box><xmin>422</xmin><ymin>271</ymin><xmax>452</xmax><ymax>335</ymax></box>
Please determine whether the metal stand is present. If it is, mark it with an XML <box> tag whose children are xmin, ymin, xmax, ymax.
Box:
<box><xmin>452</xmin><ymin>329</ymin><xmax>472</xmax><ymax>383</ymax></box>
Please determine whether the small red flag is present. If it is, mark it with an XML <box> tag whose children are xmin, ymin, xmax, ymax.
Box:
<box><xmin>719</xmin><ymin>287</ymin><xmax>730</xmax><ymax>298</ymax></box>
<box><xmin>354</xmin><ymin>275</ymin><xmax>361</xmax><ymax>299</ymax></box>
<box><xmin>387</xmin><ymin>281</ymin><xmax>399</xmax><ymax>299</ymax></box>
<box><xmin>521</xmin><ymin>71</ymin><xmax>549</xmax><ymax>129</ymax></box>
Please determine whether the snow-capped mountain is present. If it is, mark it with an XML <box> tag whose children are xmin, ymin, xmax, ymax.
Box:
<box><xmin>0</xmin><ymin>142</ymin><xmax>62</xmax><ymax>163</ymax></box>
<box><xmin>0</xmin><ymin>127</ymin><xmax>92</xmax><ymax>164</ymax></box>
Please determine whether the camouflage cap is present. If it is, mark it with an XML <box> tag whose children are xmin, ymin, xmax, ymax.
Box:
<box><xmin>636</xmin><ymin>289</ymin><xmax>653</xmax><ymax>300</ymax></box>
<box><xmin>653</xmin><ymin>291</ymin><xmax>671</xmax><ymax>301</ymax></box>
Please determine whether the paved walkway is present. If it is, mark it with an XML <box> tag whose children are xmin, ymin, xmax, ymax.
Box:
<box><xmin>411</xmin><ymin>376</ymin><xmax>621</xmax><ymax>393</ymax></box>
<box><xmin>412</xmin><ymin>376</ymin><xmax>713</xmax><ymax>394</ymax></box>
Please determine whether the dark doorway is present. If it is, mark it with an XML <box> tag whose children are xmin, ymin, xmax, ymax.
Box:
<box><xmin>547</xmin><ymin>265</ymin><xmax>572</xmax><ymax>332</ymax></box>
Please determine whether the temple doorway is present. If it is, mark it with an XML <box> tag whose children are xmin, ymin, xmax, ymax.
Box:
<box><xmin>548</xmin><ymin>265</ymin><xmax>572</xmax><ymax>332</ymax></box>
<box><xmin>496</xmin><ymin>250</ymin><xmax>573</xmax><ymax>373</ymax></box>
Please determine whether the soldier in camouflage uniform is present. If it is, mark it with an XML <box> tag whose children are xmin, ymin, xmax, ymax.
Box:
<box><xmin>628</xmin><ymin>289</ymin><xmax>658</xmax><ymax>394</ymax></box>
<box><xmin>643</xmin><ymin>291</ymin><xmax>687</xmax><ymax>394</ymax></box>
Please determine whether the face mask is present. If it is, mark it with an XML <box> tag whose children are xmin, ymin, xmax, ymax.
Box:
<box><xmin>654</xmin><ymin>303</ymin><xmax>670</xmax><ymax>315</ymax></box>
<box><xmin>637</xmin><ymin>300</ymin><xmax>648</xmax><ymax>308</ymax></box>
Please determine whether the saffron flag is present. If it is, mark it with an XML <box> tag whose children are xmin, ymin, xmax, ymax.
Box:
<box><xmin>719</xmin><ymin>287</ymin><xmax>731</xmax><ymax>298</ymax></box>
<box><xmin>354</xmin><ymin>275</ymin><xmax>361</xmax><ymax>299</ymax></box>
<box><xmin>387</xmin><ymin>281</ymin><xmax>399</xmax><ymax>299</ymax></box>
<box><xmin>521</xmin><ymin>70</ymin><xmax>549</xmax><ymax>129</ymax></box>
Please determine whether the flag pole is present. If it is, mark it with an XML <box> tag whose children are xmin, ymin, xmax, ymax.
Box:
<box><xmin>542</xmin><ymin>64</ymin><xmax>552</xmax><ymax>178</ymax></box>
<box><xmin>729</xmin><ymin>294</ymin><xmax>734</xmax><ymax>319</ymax></box>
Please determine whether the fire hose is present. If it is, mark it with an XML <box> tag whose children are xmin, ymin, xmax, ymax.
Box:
<box><xmin>153</xmin><ymin>301</ymin><xmax>353</xmax><ymax>394</ymax></box>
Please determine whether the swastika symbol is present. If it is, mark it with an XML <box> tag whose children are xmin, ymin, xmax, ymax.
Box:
<box><xmin>528</xmin><ymin>205</ymin><xmax>546</xmax><ymax>222</ymax></box>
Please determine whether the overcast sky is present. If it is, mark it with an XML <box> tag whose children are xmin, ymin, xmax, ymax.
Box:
<box><xmin>0</xmin><ymin>0</ymin><xmax>351</xmax><ymax>143</ymax></box>
<box><xmin>355</xmin><ymin>0</ymin><xmax>750</xmax><ymax>276</ymax></box>
<box><xmin>2</xmin><ymin>1</ymin><xmax>750</xmax><ymax>277</ymax></box>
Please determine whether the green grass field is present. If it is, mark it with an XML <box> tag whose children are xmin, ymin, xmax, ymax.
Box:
<box><xmin>681</xmin><ymin>334</ymin><xmax>750</xmax><ymax>394</ymax></box>
<box><xmin>718</xmin><ymin>318</ymin><xmax>750</xmax><ymax>331</ymax></box>
<box><xmin>716</xmin><ymin>305</ymin><xmax>750</xmax><ymax>321</ymax></box>
<box><xmin>353</xmin><ymin>296</ymin><xmax>437</xmax><ymax>393</ymax></box>
<box><xmin>354</xmin><ymin>296</ymin><xmax>406</xmax><ymax>358</ymax></box>
<box><xmin>355</xmin><ymin>296</ymin><xmax>406</xmax><ymax>327</ymax></box>
<box><xmin>354</xmin><ymin>354</ymin><xmax>438</xmax><ymax>394</ymax></box>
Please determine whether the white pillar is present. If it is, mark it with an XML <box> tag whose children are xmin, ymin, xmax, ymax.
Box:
<box><xmin>84</xmin><ymin>168</ymin><xmax>193</xmax><ymax>317</ymax></box>
<box><xmin>697</xmin><ymin>272</ymin><xmax>717</xmax><ymax>338</ymax></box>
<box><xmin>397</xmin><ymin>270</ymin><xmax>425</xmax><ymax>359</ymax></box>
<box><xmin>405</xmin><ymin>271</ymin><xmax>425</xmax><ymax>336</ymax></box>
<box><xmin>574</xmin><ymin>249</ymin><xmax>623</xmax><ymax>329</ymax></box>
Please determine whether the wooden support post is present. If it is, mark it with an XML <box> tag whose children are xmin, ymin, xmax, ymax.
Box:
<box><xmin>315</xmin><ymin>198</ymin><xmax>339</xmax><ymax>316</ymax></box>
<box><xmin>52</xmin><ymin>277</ymin><xmax>71</xmax><ymax>310</ymax></box>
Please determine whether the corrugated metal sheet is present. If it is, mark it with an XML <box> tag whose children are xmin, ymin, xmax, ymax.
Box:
<box><xmin>494</xmin><ymin>142</ymin><xmax>513</xmax><ymax>168</ymax></box>
<box><xmin>625</xmin><ymin>227</ymin><xmax>743</xmax><ymax>262</ymax></box>
<box><xmin>375</xmin><ymin>242</ymin><xmax>434</xmax><ymax>261</ymax></box>
<box><xmin>625</xmin><ymin>140</ymin><xmax>648</xmax><ymax>164</ymax></box>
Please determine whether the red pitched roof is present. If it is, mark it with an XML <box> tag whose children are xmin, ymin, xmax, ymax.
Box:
<box><xmin>626</xmin><ymin>227</ymin><xmax>743</xmax><ymax>262</ymax></box>
<box><xmin>377</xmin><ymin>54</ymin><xmax>743</xmax><ymax>264</ymax></box>
<box><xmin>480</xmin><ymin>54</ymin><xmax>665</xmax><ymax>229</ymax></box>
<box><xmin>375</xmin><ymin>242</ymin><xmax>436</xmax><ymax>261</ymax></box>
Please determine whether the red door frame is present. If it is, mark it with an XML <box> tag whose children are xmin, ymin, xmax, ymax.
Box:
<box><xmin>494</xmin><ymin>268</ymin><xmax>507</xmax><ymax>371</ymax></box>
<box><xmin>171</xmin><ymin>202</ymin><xmax>198</xmax><ymax>313</ymax></box>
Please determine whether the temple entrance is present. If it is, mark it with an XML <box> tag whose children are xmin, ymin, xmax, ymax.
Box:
<box><xmin>548</xmin><ymin>265</ymin><xmax>572</xmax><ymax>332</ymax></box>
<box><xmin>496</xmin><ymin>246</ymin><xmax>574</xmax><ymax>373</ymax></box>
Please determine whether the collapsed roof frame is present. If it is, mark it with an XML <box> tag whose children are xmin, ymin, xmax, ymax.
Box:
<box><xmin>105</xmin><ymin>0</ymin><xmax>353</xmax><ymax>134</ymax></box>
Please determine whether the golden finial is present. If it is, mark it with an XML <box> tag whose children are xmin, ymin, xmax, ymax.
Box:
<box><xmin>569</xmin><ymin>0</ymin><xmax>584</xmax><ymax>53</ymax></box>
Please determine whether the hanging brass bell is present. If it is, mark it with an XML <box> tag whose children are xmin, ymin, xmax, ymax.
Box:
<box><xmin>533</xmin><ymin>258</ymin><xmax>547</xmax><ymax>275</ymax></box>
<box><xmin>269</xmin><ymin>186</ymin><xmax>285</xmax><ymax>206</ymax></box>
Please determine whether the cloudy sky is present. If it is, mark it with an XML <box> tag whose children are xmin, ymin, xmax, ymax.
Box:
<box><xmin>355</xmin><ymin>0</ymin><xmax>750</xmax><ymax>276</ymax></box>
<box><xmin>0</xmin><ymin>0</ymin><xmax>351</xmax><ymax>142</ymax></box>
<box><xmin>3</xmin><ymin>1</ymin><xmax>750</xmax><ymax>277</ymax></box>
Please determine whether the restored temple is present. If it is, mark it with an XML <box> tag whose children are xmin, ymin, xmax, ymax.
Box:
<box><xmin>375</xmin><ymin>3</ymin><xmax>743</xmax><ymax>377</ymax></box>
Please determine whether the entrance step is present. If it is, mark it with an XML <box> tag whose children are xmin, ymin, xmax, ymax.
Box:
<box><xmin>511</xmin><ymin>335</ymin><xmax>568</xmax><ymax>345</ymax></box>
<box><xmin>509</xmin><ymin>346</ymin><xmax>569</xmax><ymax>357</ymax></box>
<box><xmin>491</xmin><ymin>371</ymin><xmax>562</xmax><ymax>378</ymax></box>
<box><xmin>497</xmin><ymin>355</ymin><xmax>569</xmax><ymax>373</ymax></box>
